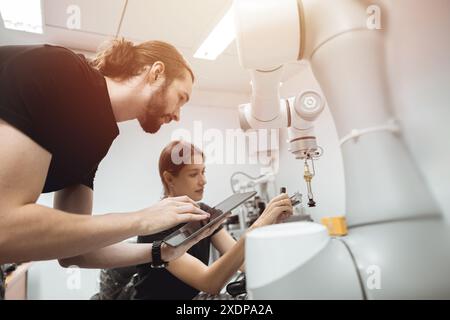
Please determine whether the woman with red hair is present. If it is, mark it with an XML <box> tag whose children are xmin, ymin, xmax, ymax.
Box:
<box><xmin>135</xmin><ymin>140</ymin><xmax>293</xmax><ymax>299</ymax></box>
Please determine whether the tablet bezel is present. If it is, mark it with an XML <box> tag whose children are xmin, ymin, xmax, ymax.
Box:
<box><xmin>163</xmin><ymin>191</ymin><xmax>257</xmax><ymax>247</ymax></box>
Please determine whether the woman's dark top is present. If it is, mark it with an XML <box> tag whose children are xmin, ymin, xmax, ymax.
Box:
<box><xmin>135</xmin><ymin>203</ymin><xmax>223</xmax><ymax>300</ymax></box>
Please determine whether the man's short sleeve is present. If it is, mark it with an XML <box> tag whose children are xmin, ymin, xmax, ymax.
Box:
<box><xmin>0</xmin><ymin>102</ymin><xmax>34</xmax><ymax>142</ymax></box>
<box><xmin>80</xmin><ymin>165</ymin><xmax>99</xmax><ymax>190</ymax></box>
<box><xmin>0</xmin><ymin>46</ymin><xmax>39</xmax><ymax>146</ymax></box>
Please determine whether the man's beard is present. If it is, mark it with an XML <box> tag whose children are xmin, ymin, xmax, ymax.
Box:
<box><xmin>138</xmin><ymin>85</ymin><xmax>168</xmax><ymax>134</ymax></box>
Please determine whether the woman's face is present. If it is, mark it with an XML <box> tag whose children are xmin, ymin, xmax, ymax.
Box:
<box><xmin>169</xmin><ymin>163</ymin><xmax>207</xmax><ymax>201</ymax></box>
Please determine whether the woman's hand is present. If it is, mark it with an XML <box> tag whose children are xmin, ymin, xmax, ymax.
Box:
<box><xmin>161</xmin><ymin>213</ymin><xmax>231</xmax><ymax>262</ymax></box>
<box><xmin>251</xmin><ymin>193</ymin><xmax>293</xmax><ymax>229</ymax></box>
<box><xmin>134</xmin><ymin>196</ymin><xmax>210</xmax><ymax>236</ymax></box>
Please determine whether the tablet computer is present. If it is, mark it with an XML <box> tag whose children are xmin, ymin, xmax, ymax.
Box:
<box><xmin>164</xmin><ymin>191</ymin><xmax>257</xmax><ymax>247</ymax></box>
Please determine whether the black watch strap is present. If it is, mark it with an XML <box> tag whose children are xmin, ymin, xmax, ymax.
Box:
<box><xmin>151</xmin><ymin>240</ymin><xmax>168</xmax><ymax>269</ymax></box>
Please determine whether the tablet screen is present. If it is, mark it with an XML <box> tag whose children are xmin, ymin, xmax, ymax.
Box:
<box><xmin>164</xmin><ymin>191</ymin><xmax>257</xmax><ymax>247</ymax></box>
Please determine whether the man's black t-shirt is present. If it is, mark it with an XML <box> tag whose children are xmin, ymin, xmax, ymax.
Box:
<box><xmin>0</xmin><ymin>44</ymin><xmax>119</xmax><ymax>192</ymax></box>
<box><xmin>135</xmin><ymin>203</ymin><xmax>223</xmax><ymax>300</ymax></box>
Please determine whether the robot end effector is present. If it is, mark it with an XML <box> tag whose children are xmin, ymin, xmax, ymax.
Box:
<box><xmin>234</xmin><ymin>0</ymin><xmax>324</xmax><ymax>206</ymax></box>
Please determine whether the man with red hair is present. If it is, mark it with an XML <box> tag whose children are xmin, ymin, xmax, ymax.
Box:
<box><xmin>0</xmin><ymin>40</ymin><xmax>219</xmax><ymax>299</ymax></box>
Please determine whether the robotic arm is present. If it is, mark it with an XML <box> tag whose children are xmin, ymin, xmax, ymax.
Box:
<box><xmin>234</xmin><ymin>0</ymin><xmax>324</xmax><ymax>206</ymax></box>
<box><xmin>233</xmin><ymin>0</ymin><xmax>436</xmax><ymax>224</ymax></box>
<box><xmin>233</xmin><ymin>0</ymin><xmax>443</xmax><ymax>300</ymax></box>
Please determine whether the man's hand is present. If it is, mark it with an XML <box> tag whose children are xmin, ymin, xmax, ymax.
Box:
<box><xmin>160</xmin><ymin>213</ymin><xmax>231</xmax><ymax>262</ymax></box>
<box><xmin>134</xmin><ymin>196</ymin><xmax>210</xmax><ymax>236</ymax></box>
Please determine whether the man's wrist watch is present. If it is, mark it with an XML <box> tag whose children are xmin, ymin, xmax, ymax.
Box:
<box><xmin>150</xmin><ymin>240</ymin><xmax>168</xmax><ymax>268</ymax></box>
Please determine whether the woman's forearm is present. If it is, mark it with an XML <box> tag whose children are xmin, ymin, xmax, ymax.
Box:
<box><xmin>202</xmin><ymin>231</ymin><xmax>251</xmax><ymax>294</ymax></box>
<box><xmin>166</xmin><ymin>194</ymin><xmax>293</xmax><ymax>295</ymax></box>
<box><xmin>59</xmin><ymin>242</ymin><xmax>152</xmax><ymax>269</ymax></box>
<box><xmin>0</xmin><ymin>203</ymin><xmax>141</xmax><ymax>264</ymax></box>
<box><xmin>166</xmin><ymin>235</ymin><xmax>247</xmax><ymax>295</ymax></box>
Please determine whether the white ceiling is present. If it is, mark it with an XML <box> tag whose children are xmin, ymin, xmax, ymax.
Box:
<box><xmin>0</xmin><ymin>0</ymin><xmax>305</xmax><ymax>93</ymax></box>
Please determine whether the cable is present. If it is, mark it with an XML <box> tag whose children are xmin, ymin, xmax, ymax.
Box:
<box><xmin>114</xmin><ymin>0</ymin><xmax>129</xmax><ymax>39</ymax></box>
<box><xmin>231</xmin><ymin>171</ymin><xmax>263</xmax><ymax>180</ymax></box>
<box><xmin>230</xmin><ymin>171</ymin><xmax>265</xmax><ymax>193</ymax></box>
<box><xmin>339</xmin><ymin>118</ymin><xmax>400</xmax><ymax>146</ymax></box>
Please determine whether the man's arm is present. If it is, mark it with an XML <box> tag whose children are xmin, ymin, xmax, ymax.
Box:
<box><xmin>0</xmin><ymin>121</ymin><xmax>143</xmax><ymax>264</ymax></box>
<box><xmin>54</xmin><ymin>185</ymin><xmax>225</xmax><ymax>269</ymax></box>
<box><xmin>54</xmin><ymin>184</ymin><xmax>153</xmax><ymax>269</ymax></box>
<box><xmin>0</xmin><ymin>120</ymin><xmax>209</xmax><ymax>265</ymax></box>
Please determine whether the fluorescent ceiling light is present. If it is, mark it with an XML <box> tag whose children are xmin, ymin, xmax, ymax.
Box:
<box><xmin>194</xmin><ymin>6</ymin><xmax>235</xmax><ymax>60</ymax></box>
<box><xmin>0</xmin><ymin>0</ymin><xmax>43</xmax><ymax>34</ymax></box>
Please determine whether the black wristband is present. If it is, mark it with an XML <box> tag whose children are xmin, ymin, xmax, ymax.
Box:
<box><xmin>151</xmin><ymin>240</ymin><xmax>168</xmax><ymax>269</ymax></box>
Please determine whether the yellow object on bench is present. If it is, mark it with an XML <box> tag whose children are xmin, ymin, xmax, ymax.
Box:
<box><xmin>321</xmin><ymin>216</ymin><xmax>348</xmax><ymax>236</ymax></box>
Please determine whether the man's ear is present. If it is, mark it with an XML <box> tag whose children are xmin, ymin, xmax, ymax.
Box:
<box><xmin>150</xmin><ymin>61</ymin><xmax>165</xmax><ymax>81</ymax></box>
<box><xmin>163</xmin><ymin>171</ymin><xmax>173</xmax><ymax>185</ymax></box>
